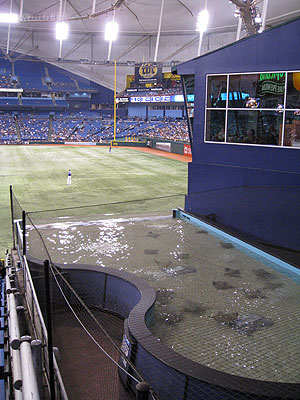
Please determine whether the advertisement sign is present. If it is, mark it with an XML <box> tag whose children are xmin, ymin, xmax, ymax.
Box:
<box><xmin>135</xmin><ymin>63</ymin><xmax>163</xmax><ymax>86</ymax></box>
<box><xmin>130</xmin><ymin>96</ymin><xmax>171</xmax><ymax>103</ymax></box>
<box><xmin>65</xmin><ymin>142</ymin><xmax>96</xmax><ymax>145</ymax></box>
<box><xmin>156</xmin><ymin>142</ymin><xmax>171</xmax><ymax>152</ymax></box>
<box><xmin>184</xmin><ymin>144</ymin><xmax>192</xmax><ymax>156</ymax></box>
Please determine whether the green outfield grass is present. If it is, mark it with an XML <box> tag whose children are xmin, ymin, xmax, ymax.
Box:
<box><xmin>0</xmin><ymin>145</ymin><xmax>188</xmax><ymax>256</ymax></box>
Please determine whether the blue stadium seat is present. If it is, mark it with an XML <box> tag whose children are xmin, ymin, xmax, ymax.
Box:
<box><xmin>0</xmin><ymin>379</ymin><xmax>5</xmax><ymax>398</ymax></box>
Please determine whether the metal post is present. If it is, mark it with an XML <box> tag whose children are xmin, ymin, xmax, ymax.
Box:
<box><xmin>59</xmin><ymin>39</ymin><xmax>63</xmax><ymax>59</ymax></box>
<box><xmin>19</xmin><ymin>0</ymin><xmax>24</xmax><ymax>20</ymax></box>
<box><xmin>44</xmin><ymin>259</ymin><xmax>55</xmax><ymax>399</ymax></box>
<box><xmin>261</xmin><ymin>0</ymin><xmax>269</xmax><ymax>31</ymax></box>
<box><xmin>236</xmin><ymin>16</ymin><xmax>242</xmax><ymax>41</ymax></box>
<box><xmin>92</xmin><ymin>0</ymin><xmax>96</xmax><ymax>15</ymax></box>
<box><xmin>154</xmin><ymin>0</ymin><xmax>165</xmax><ymax>62</ymax></box>
<box><xmin>107</xmin><ymin>39</ymin><xmax>113</xmax><ymax>62</ymax></box>
<box><xmin>20</xmin><ymin>336</ymin><xmax>40</xmax><ymax>399</ymax></box>
<box><xmin>114</xmin><ymin>60</ymin><xmax>117</xmax><ymax>142</ymax></box>
<box><xmin>6</xmin><ymin>0</ymin><xmax>13</xmax><ymax>54</ymax></box>
<box><xmin>197</xmin><ymin>31</ymin><xmax>204</xmax><ymax>57</ymax></box>
<box><xmin>11</xmin><ymin>348</ymin><xmax>23</xmax><ymax>390</ymax></box>
<box><xmin>10</xmin><ymin>185</ymin><xmax>16</xmax><ymax>250</ymax></box>
<box><xmin>9</xmin><ymin>292</ymin><xmax>21</xmax><ymax>350</ymax></box>
<box><xmin>31</xmin><ymin>339</ymin><xmax>44</xmax><ymax>398</ymax></box>
<box><xmin>22</xmin><ymin>210</ymin><xmax>26</xmax><ymax>256</ymax></box>
<box><xmin>136</xmin><ymin>382</ymin><xmax>150</xmax><ymax>400</ymax></box>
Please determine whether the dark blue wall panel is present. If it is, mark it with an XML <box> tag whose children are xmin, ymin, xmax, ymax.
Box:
<box><xmin>176</xmin><ymin>18</ymin><xmax>300</xmax><ymax>251</ymax></box>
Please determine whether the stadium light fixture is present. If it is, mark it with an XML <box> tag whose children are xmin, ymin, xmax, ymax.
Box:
<box><xmin>55</xmin><ymin>22</ymin><xmax>69</xmax><ymax>41</ymax></box>
<box><xmin>196</xmin><ymin>9</ymin><xmax>209</xmax><ymax>33</ymax></box>
<box><xmin>105</xmin><ymin>21</ymin><xmax>118</xmax><ymax>41</ymax></box>
<box><xmin>0</xmin><ymin>13</ymin><xmax>18</xmax><ymax>23</ymax></box>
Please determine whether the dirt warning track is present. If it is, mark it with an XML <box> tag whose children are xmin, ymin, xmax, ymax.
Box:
<box><xmin>123</xmin><ymin>146</ymin><xmax>192</xmax><ymax>162</ymax></box>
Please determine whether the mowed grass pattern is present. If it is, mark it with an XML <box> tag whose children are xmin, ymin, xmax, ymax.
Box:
<box><xmin>0</xmin><ymin>145</ymin><xmax>188</xmax><ymax>255</ymax></box>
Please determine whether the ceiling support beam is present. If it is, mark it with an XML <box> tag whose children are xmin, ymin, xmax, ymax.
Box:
<box><xmin>11</xmin><ymin>30</ymin><xmax>33</xmax><ymax>53</ymax></box>
<box><xmin>63</xmin><ymin>34</ymin><xmax>92</xmax><ymax>58</ymax></box>
<box><xmin>92</xmin><ymin>0</ymin><xmax>96</xmax><ymax>15</ymax></box>
<box><xmin>261</xmin><ymin>0</ymin><xmax>269</xmax><ymax>31</ymax></box>
<box><xmin>154</xmin><ymin>0</ymin><xmax>165</xmax><ymax>62</ymax></box>
<box><xmin>6</xmin><ymin>0</ymin><xmax>14</xmax><ymax>54</ymax></box>
<box><xmin>236</xmin><ymin>15</ymin><xmax>242</xmax><ymax>40</ymax></box>
<box><xmin>19</xmin><ymin>0</ymin><xmax>24</xmax><ymax>19</ymax></box>
<box><xmin>116</xmin><ymin>35</ymin><xmax>149</xmax><ymax>61</ymax></box>
<box><xmin>162</xmin><ymin>36</ymin><xmax>199</xmax><ymax>62</ymax></box>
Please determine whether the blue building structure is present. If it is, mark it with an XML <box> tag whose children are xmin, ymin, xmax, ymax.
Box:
<box><xmin>175</xmin><ymin>17</ymin><xmax>300</xmax><ymax>261</ymax></box>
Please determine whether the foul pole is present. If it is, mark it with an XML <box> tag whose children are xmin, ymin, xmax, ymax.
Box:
<box><xmin>114</xmin><ymin>60</ymin><xmax>117</xmax><ymax>142</ymax></box>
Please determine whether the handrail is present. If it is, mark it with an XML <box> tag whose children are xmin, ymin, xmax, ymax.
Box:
<box><xmin>21</xmin><ymin>254</ymin><xmax>68</xmax><ymax>400</ymax></box>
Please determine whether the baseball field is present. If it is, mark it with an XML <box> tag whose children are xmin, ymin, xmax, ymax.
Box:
<box><xmin>0</xmin><ymin>145</ymin><xmax>189</xmax><ymax>256</ymax></box>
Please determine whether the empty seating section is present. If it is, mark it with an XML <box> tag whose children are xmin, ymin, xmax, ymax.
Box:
<box><xmin>47</xmin><ymin>66</ymin><xmax>77</xmax><ymax>90</ymax></box>
<box><xmin>76</xmin><ymin>78</ymin><xmax>92</xmax><ymax>90</ymax></box>
<box><xmin>21</xmin><ymin>98</ymin><xmax>54</xmax><ymax>107</ymax></box>
<box><xmin>14</xmin><ymin>61</ymin><xmax>45</xmax><ymax>91</ymax></box>
<box><xmin>0</xmin><ymin>56</ymin><xmax>96</xmax><ymax>96</ymax></box>
<box><xmin>0</xmin><ymin>97</ymin><xmax>19</xmax><ymax>105</ymax></box>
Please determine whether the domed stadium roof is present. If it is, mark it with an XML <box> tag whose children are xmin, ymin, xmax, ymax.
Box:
<box><xmin>0</xmin><ymin>0</ymin><xmax>299</xmax><ymax>91</ymax></box>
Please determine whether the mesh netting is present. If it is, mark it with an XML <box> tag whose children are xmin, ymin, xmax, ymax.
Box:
<box><xmin>12</xmin><ymin>189</ymin><xmax>300</xmax><ymax>400</ymax></box>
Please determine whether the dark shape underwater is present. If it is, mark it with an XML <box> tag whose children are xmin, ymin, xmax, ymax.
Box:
<box><xmin>213</xmin><ymin>281</ymin><xmax>234</xmax><ymax>290</ymax></box>
<box><xmin>230</xmin><ymin>314</ymin><xmax>274</xmax><ymax>335</ymax></box>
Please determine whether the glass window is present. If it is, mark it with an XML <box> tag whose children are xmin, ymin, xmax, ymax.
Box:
<box><xmin>286</xmin><ymin>72</ymin><xmax>300</xmax><ymax>109</ymax></box>
<box><xmin>206</xmin><ymin>75</ymin><xmax>227</xmax><ymax>108</ymax></box>
<box><xmin>206</xmin><ymin>110</ymin><xmax>225</xmax><ymax>142</ymax></box>
<box><xmin>182</xmin><ymin>75</ymin><xmax>195</xmax><ymax>148</ymax></box>
<box><xmin>284</xmin><ymin>111</ymin><xmax>300</xmax><ymax>147</ymax></box>
<box><xmin>229</xmin><ymin>73</ymin><xmax>285</xmax><ymax>109</ymax></box>
<box><xmin>227</xmin><ymin>110</ymin><xmax>282</xmax><ymax>145</ymax></box>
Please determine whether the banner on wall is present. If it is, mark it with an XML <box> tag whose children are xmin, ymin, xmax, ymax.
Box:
<box><xmin>135</xmin><ymin>63</ymin><xmax>163</xmax><ymax>86</ymax></box>
<box><xmin>156</xmin><ymin>142</ymin><xmax>171</xmax><ymax>152</ymax></box>
<box><xmin>184</xmin><ymin>144</ymin><xmax>192</xmax><ymax>156</ymax></box>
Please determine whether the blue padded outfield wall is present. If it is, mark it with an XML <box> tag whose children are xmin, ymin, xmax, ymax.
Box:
<box><xmin>175</xmin><ymin>18</ymin><xmax>300</xmax><ymax>252</ymax></box>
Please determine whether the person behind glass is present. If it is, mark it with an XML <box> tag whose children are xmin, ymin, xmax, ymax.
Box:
<box><xmin>67</xmin><ymin>169</ymin><xmax>72</xmax><ymax>186</ymax></box>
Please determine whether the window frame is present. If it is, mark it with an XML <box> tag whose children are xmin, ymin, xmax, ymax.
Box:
<box><xmin>204</xmin><ymin>70</ymin><xmax>300</xmax><ymax>149</ymax></box>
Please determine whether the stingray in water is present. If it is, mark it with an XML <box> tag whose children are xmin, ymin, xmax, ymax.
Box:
<box><xmin>162</xmin><ymin>265</ymin><xmax>197</xmax><ymax>276</ymax></box>
<box><xmin>184</xmin><ymin>299</ymin><xmax>207</xmax><ymax>315</ymax></box>
<box><xmin>144</xmin><ymin>249</ymin><xmax>159</xmax><ymax>255</ymax></box>
<box><xmin>147</xmin><ymin>231</ymin><xmax>160</xmax><ymax>239</ymax></box>
<box><xmin>243</xmin><ymin>288</ymin><xmax>267</xmax><ymax>299</ymax></box>
<box><xmin>196</xmin><ymin>230</ymin><xmax>208</xmax><ymax>234</ymax></box>
<box><xmin>220</xmin><ymin>242</ymin><xmax>234</xmax><ymax>249</ymax></box>
<box><xmin>224</xmin><ymin>267</ymin><xmax>241</xmax><ymax>277</ymax></box>
<box><xmin>155</xmin><ymin>259</ymin><xmax>172</xmax><ymax>268</ymax></box>
<box><xmin>212</xmin><ymin>311</ymin><xmax>238</xmax><ymax>324</ymax></box>
<box><xmin>253</xmin><ymin>268</ymin><xmax>274</xmax><ymax>280</ymax></box>
<box><xmin>213</xmin><ymin>281</ymin><xmax>234</xmax><ymax>290</ymax></box>
<box><xmin>263</xmin><ymin>282</ymin><xmax>284</xmax><ymax>290</ymax></box>
<box><xmin>177</xmin><ymin>253</ymin><xmax>189</xmax><ymax>260</ymax></box>
<box><xmin>230</xmin><ymin>314</ymin><xmax>274</xmax><ymax>335</ymax></box>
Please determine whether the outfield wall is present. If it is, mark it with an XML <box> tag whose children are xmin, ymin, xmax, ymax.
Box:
<box><xmin>26</xmin><ymin>139</ymin><xmax>191</xmax><ymax>156</ymax></box>
<box><xmin>145</xmin><ymin>138</ymin><xmax>191</xmax><ymax>156</ymax></box>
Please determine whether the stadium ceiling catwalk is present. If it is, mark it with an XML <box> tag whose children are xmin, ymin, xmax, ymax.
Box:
<box><xmin>0</xmin><ymin>0</ymin><xmax>299</xmax><ymax>90</ymax></box>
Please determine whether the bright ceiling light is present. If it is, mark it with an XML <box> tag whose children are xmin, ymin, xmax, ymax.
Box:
<box><xmin>196</xmin><ymin>9</ymin><xmax>209</xmax><ymax>33</ymax></box>
<box><xmin>0</xmin><ymin>13</ymin><xmax>18</xmax><ymax>23</ymax></box>
<box><xmin>105</xmin><ymin>21</ymin><xmax>118</xmax><ymax>41</ymax></box>
<box><xmin>56</xmin><ymin>22</ymin><xmax>69</xmax><ymax>40</ymax></box>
